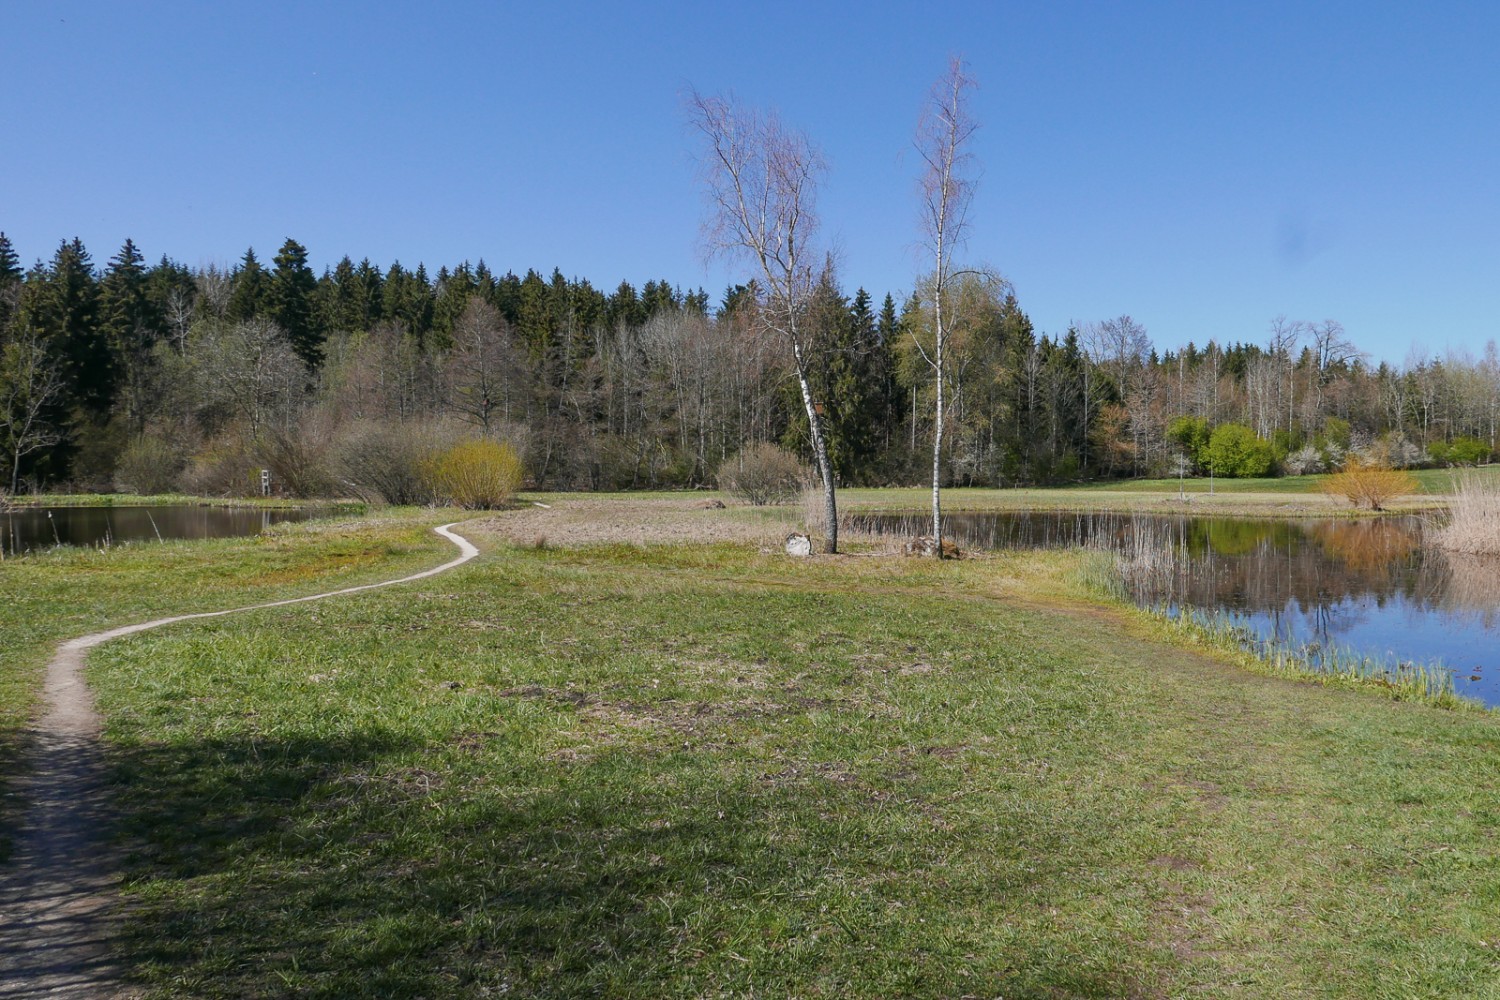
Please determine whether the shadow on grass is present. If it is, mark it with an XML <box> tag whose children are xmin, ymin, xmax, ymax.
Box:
<box><xmin>106</xmin><ymin>728</ymin><xmax>1168</xmax><ymax>999</ymax></box>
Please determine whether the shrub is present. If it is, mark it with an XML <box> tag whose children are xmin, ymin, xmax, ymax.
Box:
<box><xmin>256</xmin><ymin>421</ymin><xmax>334</xmax><ymax>498</ymax></box>
<box><xmin>1202</xmin><ymin>423</ymin><xmax>1276</xmax><ymax>478</ymax></box>
<box><xmin>1435</xmin><ymin>436</ymin><xmax>1492</xmax><ymax>467</ymax></box>
<box><xmin>331</xmin><ymin>420</ymin><xmax>458</xmax><ymax>506</ymax></box>
<box><xmin>1321</xmin><ymin>457</ymin><xmax>1419</xmax><ymax>511</ymax></box>
<box><xmin>1166</xmin><ymin>416</ymin><xmax>1210</xmax><ymax>470</ymax></box>
<box><xmin>181</xmin><ymin>432</ymin><xmax>259</xmax><ymax>497</ymax></box>
<box><xmin>716</xmin><ymin>443</ymin><xmax>808</xmax><ymax>505</ymax></box>
<box><xmin>424</xmin><ymin>439</ymin><xmax>524</xmax><ymax>509</ymax></box>
<box><xmin>114</xmin><ymin>435</ymin><xmax>186</xmax><ymax>495</ymax></box>
<box><xmin>1282</xmin><ymin>445</ymin><xmax>1325</xmax><ymax>476</ymax></box>
<box><xmin>1364</xmin><ymin>432</ymin><xmax>1423</xmax><ymax>469</ymax></box>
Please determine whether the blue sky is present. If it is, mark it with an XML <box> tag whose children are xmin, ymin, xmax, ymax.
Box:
<box><xmin>4</xmin><ymin>1</ymin><xmax>1497</xmax><ymax>363</ymax></box>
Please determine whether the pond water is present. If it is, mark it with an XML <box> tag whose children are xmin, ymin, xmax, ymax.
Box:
<box><xmin>0</xmin><ymin>505</ymin><xmax>326</xmax><ymax>557</ymax></box>
<box><xmin>849</xmin><ymin>510</ymin><xmax>1500</xmax><ymax>707</ymax></box>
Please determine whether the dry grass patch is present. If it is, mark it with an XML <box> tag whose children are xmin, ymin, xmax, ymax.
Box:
<box><xmin>476</xmin><ymin>496</ymin><xmax>796</xmax><ymax>548</ymax></box>
<box><xmin>1435</xmin><ymin>471</ymin><xmax>1500</xmax><ymax>555</ymax></box>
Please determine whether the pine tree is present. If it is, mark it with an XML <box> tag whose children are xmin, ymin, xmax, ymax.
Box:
<box><xmin>321</xmin><ymin>256</ymin><xmax>365</xmax><ymax>335</ymax></box>
<box><xmin>271</xmin><ymin>238</ymin><xmax>322</xmax><ymax>367</ymax></box>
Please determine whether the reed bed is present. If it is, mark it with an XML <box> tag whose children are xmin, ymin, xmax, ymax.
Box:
<box><xmin>1157</xmin><ymin>608</ymin><xmax>1476</xmax><ymax>710</ymax></box>
<box><xmin>1435</xmin><ymin>471</ymin><xmax>1500</xmax><ymax>555</ymax></box>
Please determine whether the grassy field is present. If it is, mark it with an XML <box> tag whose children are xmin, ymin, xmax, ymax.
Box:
<box><xmin>0</xmin><ymin>511</ymin><xmax>456</xmax><ymax>861</ymax></box>
<box><xmin>831</xmin><ymin>466</ymin><xmax>1500</xmax><ymax>519</ymax></box>
<box><xmin>4</xmin><ymin>501</ymin><xmax>1483</xmax><ymax>997</ymax></box>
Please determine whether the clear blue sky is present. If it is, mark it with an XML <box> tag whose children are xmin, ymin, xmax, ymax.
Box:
<box><xmin>4</xmin><ymin>1</ymin><xmax>1497</xmax><ymax>363</ymax></box>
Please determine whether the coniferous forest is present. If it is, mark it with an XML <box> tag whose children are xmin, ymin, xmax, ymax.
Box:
<box><xmin>1</xmin><ymin>230</ymin><xmax>1498</xmax><ymax>498</ymax></box>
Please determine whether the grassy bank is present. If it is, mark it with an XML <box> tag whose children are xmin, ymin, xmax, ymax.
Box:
<box><xmin>0</xmin><ymin>511</ymin><xmax>457</xmax><ymax>861</ymax></box>
<box><xmin>55</xmin><ymin>505</ymin><xmax>1500</xmax><ymax>997</ymax></box>
<box><xmin>832</xmin><ymin>466</ymin><xmax>1499</xmax><ymax>518</ymax></box>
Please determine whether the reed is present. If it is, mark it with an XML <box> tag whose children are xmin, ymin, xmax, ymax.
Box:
<box><xmin>1152</xmin><ymin>606</ymin><xmax>1477</xmax><ymax>711</ymax></box>
<box><xmin>1434</xmin><ymin>471</ymin><xmax>1500</xmax><ymax>556</ymax></box>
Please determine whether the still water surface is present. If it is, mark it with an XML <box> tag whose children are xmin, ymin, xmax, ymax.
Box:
<box><xmin>1</xmin><ymin>505</ymin><xmax>324</xmax><ymax>557</ymax></box>
<box><xmin>851</xmin><ymin>511</ymin><xmax>1500</xmax><ymax>707</ymax></box>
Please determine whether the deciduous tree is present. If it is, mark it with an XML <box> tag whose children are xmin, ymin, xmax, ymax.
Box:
<box><xmin>914</xmin><ymin>56</ymin><xmax>979</xmax><ymax>553</ymax></box>
<box><xmin>687</xmin><ymin>89</ymin><xmax>840</xmax><ymax>551</ymax></box>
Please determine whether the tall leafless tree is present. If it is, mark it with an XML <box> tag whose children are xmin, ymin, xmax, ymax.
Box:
<box><xmin>914</xmin><ymin>57</ymin><xmax>979</xmax><ymax>554</ymax></box>
<box><xmin>445</xmin><ymin>299</ymin><xmax>525</xmax><ymax>432</ymax></box>
<box><xmin>687</xmin><ymin>90</ymin><xmax>839</xmax><ymax>551</ymax></box>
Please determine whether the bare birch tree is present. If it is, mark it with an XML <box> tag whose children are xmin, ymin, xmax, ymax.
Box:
<box><xmin>915</xmin><ymin>57</ymin><xmax>979</xmax><ymax>554</ymax></box>
<box><xmin>687</xmin><ymin>90</ymin><xmax>839</xmax><ymax>551</ymax></box>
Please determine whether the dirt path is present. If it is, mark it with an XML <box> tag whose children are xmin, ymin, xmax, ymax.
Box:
<box><xmin>0</xmin><ymin>522</ymin><xmax>480</xmax><ymax>999</ymax></box>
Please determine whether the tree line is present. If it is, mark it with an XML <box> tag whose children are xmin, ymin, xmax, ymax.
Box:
<box><xmin>0</xmin><ymin>227</ymin><xmax>1495</xmax><ymax>497</ymax></box>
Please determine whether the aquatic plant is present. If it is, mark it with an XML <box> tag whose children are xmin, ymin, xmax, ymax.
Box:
<box><xmin>1156</xmin><ymin>607</ymin><xmax>1476</xmax><ymax>710</ymax></box>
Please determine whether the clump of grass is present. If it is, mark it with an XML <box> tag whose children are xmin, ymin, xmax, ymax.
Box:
<box><xmin>1074</xmin><ymin>549</ymin><xmax>1127</xmax><ymax>601</ymax></box>
<box><xmin>1435</xmin><ymin>471</ymin><xmax>1500</xmax><ymax>555</ymax></box>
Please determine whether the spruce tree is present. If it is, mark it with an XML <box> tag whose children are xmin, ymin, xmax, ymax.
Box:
<box><xmin>0</xmin><ymin>232</ymin><xmax>21</xmax><ymax>332</ymax></box>
<box><xmin>23</xmin><ymin>239</ymin><xmax>107</xmax><ymax>418</ymax></box>
<box><xmin>271</xmin><ymin>238</ymin><xmax>321</xmax><ymax>367</ymax></box>
<box><xmin>227</xmin><ymin>248</ymin><xmax>270</xmax><ymax>322</ymax></box>
<box><xmin>98</xmin><ymin>238</ymin><xmax>154</xmax><ymax>363</ymax></box>
<box><xmin>354</xmin><ymin>258</ymin><xmax>384</xmax><ymax>328</ymax></box>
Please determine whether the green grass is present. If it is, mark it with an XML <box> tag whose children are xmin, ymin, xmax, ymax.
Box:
<box><xmin>0</xmin><ymin>510</ymin><xmax>459</xmax><ymax>861</ymax></box>
<box><xmin>61</xmin><ymin>525</ymin><xmax>1500</xmax><ymax>998</ymax></box>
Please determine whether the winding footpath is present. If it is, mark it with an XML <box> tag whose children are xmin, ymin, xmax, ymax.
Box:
<box><xmin>0</xmin><ymin>523</ymin><xmax>480</xmax><ymax>999</ymax></box>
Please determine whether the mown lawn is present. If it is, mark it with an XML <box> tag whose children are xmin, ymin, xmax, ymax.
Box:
<box><xmin>77</xmin><ymin>520</ymin><xmax>1500</xmax><ymax>998</ymax></box>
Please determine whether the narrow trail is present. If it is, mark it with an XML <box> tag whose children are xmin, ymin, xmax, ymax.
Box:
<box><xmin>0</xmin><ymin>522</ymin><xmax>481</xmax><ymax>999</ymax></box>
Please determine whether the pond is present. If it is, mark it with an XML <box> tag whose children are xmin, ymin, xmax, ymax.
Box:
<box><xmin>849</xmin><ymin>510</ymin><xmax>1500</xmax><ymax>708</ymax></box>
<box><xmin>0</xmin><ymin>505</ymin><xmax>329</xmax><ymax>557</ymax></box>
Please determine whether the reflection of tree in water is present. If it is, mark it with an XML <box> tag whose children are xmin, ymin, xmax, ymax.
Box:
<box><xmin>1308</xmin><ymin>520</ymin><xmax>1419</xmax><ymax>575</ymax></box>
<box><xmin>853</xmin><ymin>510</ymin><xmax>1500</xmax><ymax>630</ymax></box>
<box><xmin>852</xmin><ymin>510</ymin><xmax>1500</xmax><ymax>690</ymax></box>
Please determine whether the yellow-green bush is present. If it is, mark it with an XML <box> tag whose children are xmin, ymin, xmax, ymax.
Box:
<box><xmin>423</xmin><ymin>439</ymin><xmax>523</xmax><ymax>509</ymax></box>
<box><xmin>1321</xmin><ymin>457</ymin><xmax>1419</xmax><ymax>511</ymax></box>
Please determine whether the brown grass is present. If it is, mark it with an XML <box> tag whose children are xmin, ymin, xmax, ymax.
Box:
<box><xmin>472</xmin><ymin>497</ymin><xmax>797</xmax><ymax>548</ymax></box>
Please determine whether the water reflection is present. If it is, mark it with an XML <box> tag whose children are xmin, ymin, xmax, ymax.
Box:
<box><xmin>0</xmin><ymin>505</ymin><xmax>322</xmax><ymax>557</ymax></box>
<box><xmin>849</xmin><ymin>511</ymin><xmax>1500</xmax><ymax>707</ymax></box>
